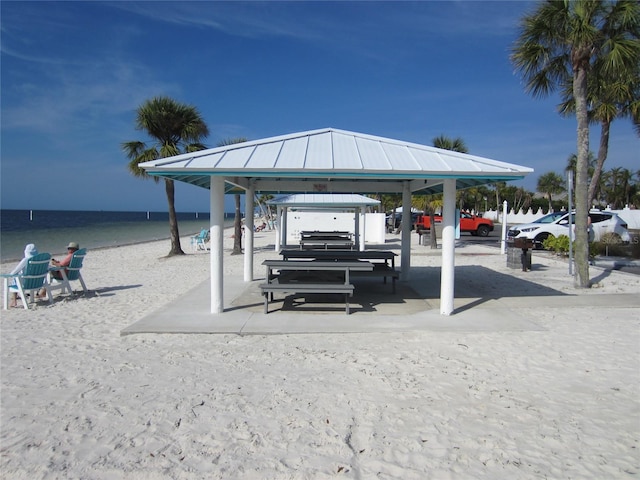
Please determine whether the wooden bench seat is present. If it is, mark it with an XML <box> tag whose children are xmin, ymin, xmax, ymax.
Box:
<box><xmin>350</xmin><ymin>264</ymin><xmax>400</xmax><ymax>293</ymax></box>
<box><xmin>259</xmin><ymin>280</ymin><xmax>355</xmax><ymax>314</ymax></box>
<box><xmin>279</xmin><ymin>249</ymin><xmax>398</xmax><ymax>292</ymax></box>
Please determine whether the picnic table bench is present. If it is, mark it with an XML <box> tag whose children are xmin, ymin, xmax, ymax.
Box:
<box><xmin>280</xmin><ymin>249</ymin><xmax>399</xmax><ymax>293</ymax></box>
<box><xmin>260</xmin><ymin>259</ymin><xmax>373</xmax><ymax>314</ymax></box>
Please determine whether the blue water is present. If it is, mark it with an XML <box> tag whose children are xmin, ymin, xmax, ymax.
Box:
<box><xmin>0</xmin><ymin>209</ymin><xmax>235</xmax><ymax>262</ymax></box>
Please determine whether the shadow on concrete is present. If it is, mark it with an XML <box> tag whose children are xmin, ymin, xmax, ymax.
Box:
<box><xmin>408</xmin><ymin>265</ymin><xmax>566</xmax><ymax>300</ymax></box>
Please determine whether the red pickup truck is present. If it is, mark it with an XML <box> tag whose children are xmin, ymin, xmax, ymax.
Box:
<box><xmin>414</xmin><ymin>212</ymin><xmax>494</xmax><ymax>237</ymax></box>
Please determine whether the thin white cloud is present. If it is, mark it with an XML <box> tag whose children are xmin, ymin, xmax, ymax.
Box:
<box><xmin>108</xmin><ymin>1</ymin><xmax>532</xmax><ymax>60</ymax></box>
<box><xmin>110</xmin><ymin>2</ymin><xmax>325</xmax><ymax>40</ymax></box>
<box><xmin>0</xmin><ymin>43</ymin><xmax>84</xmax><ymax>66</ymax></box>
<box><xmin>2</xmin><ymin>57</ymin><xmax>177</xmax><ymax>143</ymax></box>
<box><xmin>1</xmin><ymin>3</ymin><xmax>178</xmax><ymax>139</ymax></box>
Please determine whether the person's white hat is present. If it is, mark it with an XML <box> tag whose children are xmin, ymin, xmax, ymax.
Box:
<box><xmin>24</xmin><ymin>244</ymin><xmax>38</xmax><ymax>258</ymax></box>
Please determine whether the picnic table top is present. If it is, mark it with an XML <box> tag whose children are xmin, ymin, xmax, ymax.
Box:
<box><xmin>280</xmin><ymin>249</ymin><xmax>396</xmax><ymax>260</ymax></box>
<box><xmin>262</xmin><ymin>259</ymin><xmax>373</xmax><ymax>271</ymax></box>
<box><xmin>300</xmin><ymin>230</ymin><xmax>352</xmax><ymax>236</ymax></box>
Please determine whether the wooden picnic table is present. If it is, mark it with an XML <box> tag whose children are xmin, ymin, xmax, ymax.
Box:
<box><xmin>260</xmin><ymin>259</ymin><xmax>373</xmax><ymax>314</ymax></box>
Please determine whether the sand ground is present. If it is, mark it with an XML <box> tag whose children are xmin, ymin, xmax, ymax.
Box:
<box><xmin>1</xmin><ymin>230</ymin><xmax>638</xmax><ymax>479</ymax></box>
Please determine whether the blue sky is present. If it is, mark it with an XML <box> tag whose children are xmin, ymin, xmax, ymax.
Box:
<box><xmin>1</xmin><ymin>1</ymin><xmax>638</xmax><ymax>213</ymax></box>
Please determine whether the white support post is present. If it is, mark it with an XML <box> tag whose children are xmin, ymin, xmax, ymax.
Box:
<box><xmin>440</xmin><ymin>178</ymin><xmax>456</xmax><ymax>315</ymax></box>
<box><xmin>281</xmin><ymin>207</ymin><xmax>288</xmax><ymax>249</ymax></box>
<box><xmin>500</xmin><ymin>200</ymin><xmax>508</xmax><ymax>254</ymax></box>
<box><xmin>275</xmin><ymin>206</ymin><xmax>282</xmax><ymax>252</ymax></box>
<box><xmin>210</xmin><ymin>176</ymin><xmax>225</xmax><ymax>314</ymax></box>
<box><xmin>244</xmin><ymin>185</ymin><xmax>254</xmax><ymax>282</ymax></box>
<box><xmin>353</xmin><ymin>207</ymin><xmax>359</xmax><ymax>251</ymax></box>
<box><xmin>400</xmin><ymin>181</ymin><xmax>411</xmax><ymax>281</ymax></box>
<box><xmin>358</xmin><ymin>208</ymin><xmax>365</xmax><ymax>251</ymax></box>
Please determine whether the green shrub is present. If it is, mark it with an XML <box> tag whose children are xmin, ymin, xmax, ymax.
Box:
<box><xmin>543</xmin><ymin>234</ymin><xmax>598</xmax><ymax>258</ymax></box>
<box><xmin>543</xmin><ymin>235</ymin><xmax>570</xmax><ymax>255</ymax></box>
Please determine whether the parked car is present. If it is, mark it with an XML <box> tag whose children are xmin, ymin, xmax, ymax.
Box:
<box><xmin>508</xmin><ymin>210</ymin><xmax>631</xmax><ymax>249</ymax></box>
<box><xmin>414</xmin><ymin>212</ymin><xmax>494</xmax><ymax>237</ymax></box>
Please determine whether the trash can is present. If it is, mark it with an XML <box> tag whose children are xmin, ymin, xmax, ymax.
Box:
<box><xmin>507</xmin><ymin>238</ymin><xmax>533</xmax><ymax>271</ymax></box>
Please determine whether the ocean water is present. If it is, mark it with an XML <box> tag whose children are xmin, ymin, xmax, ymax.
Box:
<box><xmin>0</xmin><ymin>209</ymin><xmax>235</xmax><ymax>263</ymax></box>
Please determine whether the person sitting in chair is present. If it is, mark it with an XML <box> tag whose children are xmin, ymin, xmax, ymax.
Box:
<box><xmin>37</xmin><ymin>242</ymin><xmax>80</xmax><ymax>298</ymax></box>
<box><xmin>8</xmin><ymin>243</ymin><xmax>38</xmax><ymax>307</ymax></box>
<box><xmin>50</xmin><ymin>242</ymin><xmax>80</xmax><ymax>280</ymax></box>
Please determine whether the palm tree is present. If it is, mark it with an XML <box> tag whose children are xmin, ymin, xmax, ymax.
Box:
<box><xmin>432</xmin><ymin>135</ymin><xmax>468</xmax><ymax>154</ymax></box>
<box><xmin>123</xmin><ymin>96</ymin><xmax>209</xmax><ymax>256</ymax></box>
<box><xmin>457</xmin><ymin>186</ymin><xmax>491</xmax><ymax>213</ymax></box>
<box><xmin>537</xmin><ymin>171</ymin><xmax>565</xmax><ymax>212</ymax></box>
<box><xmin>511</xmin><ymin>0</ymin><xmax>639</xmax><ymax>288</ymax></box>
<box><xmin>603</xmin><ymin>167</ymin><xmax>634</xmax><ymax>208</ymax></box>
<box><xmin>218</xmin><ymin>138</ymin><xmax>249</xmax><ymax>255</ymax></box>
<box><xmin>629</xmin><ymin>170</ymin><xmax>640</xmax><ymax>206</ymax></box>
<box><xmin>566</xmin><ymin>151</ymin><xmax>601</xmax><ymax>206</ymax></box>
<box><xmin>488</xmin><ymin>181</ymin><xmax>507</xmax><ymax>216</ymax></box>
<box><xmin>557</xmin><ymin>0</ymin><xmax>640</xmax><ymax>207</ymax></box>
<box><xmin>255</xmin><ymin>193</ymin><xmax>274</xmax><ymax>228</ymax></box>
<box><xmin>502</xmin><ymin>185</ymin><xmax>533</xmax><ymax>213</ymax></box>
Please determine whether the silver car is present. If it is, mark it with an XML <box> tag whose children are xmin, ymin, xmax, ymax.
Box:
<box><xmin>508</xmin><ymin>210</ymin><xmax>631</xmax><ymax>249</ymax></box>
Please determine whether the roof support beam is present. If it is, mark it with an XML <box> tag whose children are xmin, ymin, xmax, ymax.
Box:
<box><xmin>244</xmin><ymin>183</ymin><xmax>255</xmax><ymax>282</ymax></box>
<box><xmin>400</xmin><ymin>181</ymin><xmax>412</xmax><ymax>281</ymax></box>
<box><xmin>440</xmin><ymin>178</ymin><xmax>457</xmax><ymax>315</ymax></box>
<box><xmin>210</xmin><ymin>176</ymin><xmax>225</xmax><ymax>314</ymax></box>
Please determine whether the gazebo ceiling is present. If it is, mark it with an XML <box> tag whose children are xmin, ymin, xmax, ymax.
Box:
<box><xmin>267</xmin><ymin>193</ymin><xmax>380</xmax><ymax>209</ymax></box>
<box><xmin>266</xmin><ymin>193</ymin><xmax>380</xmax><ymax>207</ymax></box>
<box><xmin>139</xmin><ymin>128</ymin><xmax>533</xmax><ymax>195</ymax></box>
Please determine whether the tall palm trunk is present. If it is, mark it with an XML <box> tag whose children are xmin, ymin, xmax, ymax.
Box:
<box><xmin>232</xmin><ymin>194</ymin><xmax>242</xmax><ymax>255</ymax></box>
<box><xmin>165</xmin><ymin>178</ymin><xmax>184</xmax><ymax>256</ymax></box>
<box><xmin>256</xmin><ymin>196</ymin><xmax>268</xmax><ymax>224</ymax></box>
<box><xmin>574</xmin><ymin>65</ymin><xmax>590</xmax><ymax>288</ymax></box>
<box><xmin>589</xmin><ymin>120</ymin><xmax>611</xmax><ymax>208</ymax></box>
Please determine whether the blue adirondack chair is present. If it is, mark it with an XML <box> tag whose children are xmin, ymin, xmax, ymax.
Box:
<box><xmin>2</xmin><ymin>252</ymin><xmax>53</xmax><ymax>309</ymax></box>
<box><xmin>48</xmin><ymin>248</ymin><xmax>88</xmax><ymax>295</ymax></box>
<box><xmin>190</xmin><ymin>229</ymin><xmax>210</xmax><ymax>251</ymax></box>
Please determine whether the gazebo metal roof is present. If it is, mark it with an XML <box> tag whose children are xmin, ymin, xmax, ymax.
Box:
<box><xmin>139</xmin><ymin>128</ymin><xmax>533</xmax><ymax>195</ymax></box>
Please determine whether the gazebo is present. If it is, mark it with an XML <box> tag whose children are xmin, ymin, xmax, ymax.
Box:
<box><xmin>139</xmin><ymin>127</ymin><xmax>533</xmax><ymax>315</ymax></box>
<box><xmin>266</xmin><ymin>193</ymin><xmax>381</xmax><ymax>250</ymax></box>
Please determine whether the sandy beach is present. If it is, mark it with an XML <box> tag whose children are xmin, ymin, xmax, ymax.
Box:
<box><xmin>1</xmin><ymin>230</ymin><xmax>638</xmax><ymax>479</ymax></box>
